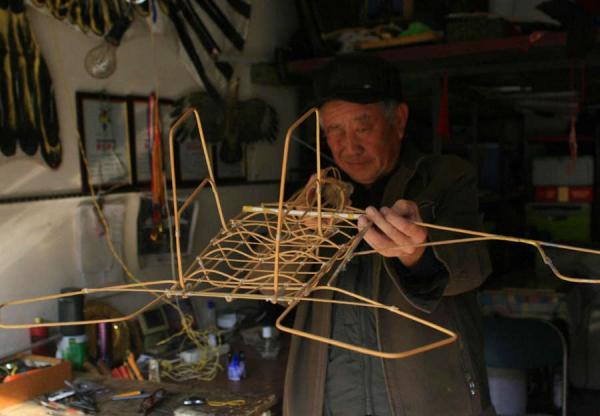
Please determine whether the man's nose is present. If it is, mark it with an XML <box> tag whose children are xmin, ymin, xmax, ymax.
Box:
<box><xmin>344</xmin><ymin>132</ymin><xmax>363</xmax><ymax>155</ymax></box>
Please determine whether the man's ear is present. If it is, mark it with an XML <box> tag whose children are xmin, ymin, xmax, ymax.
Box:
<box><xmin>394</xmin><ymin>103</ymin><xmax>409</xmax><ymax>140</ymax></box>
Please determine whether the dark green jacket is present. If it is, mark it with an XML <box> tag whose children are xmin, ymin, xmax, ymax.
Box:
<box><xmin>283</xmin><ymin>142</ymin><xmax>495</xmax><ymax>416</ymax></box>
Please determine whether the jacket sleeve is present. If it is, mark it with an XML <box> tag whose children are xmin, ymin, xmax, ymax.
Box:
<box><xmin>385</xmin><ymin>248</ymin><xmax>449</xmax><ymax>311</ymax></box>
<box><xmin>383</xmin><ymin>156</ymin><xmax>492</xmax><ymax>312</ymax></box>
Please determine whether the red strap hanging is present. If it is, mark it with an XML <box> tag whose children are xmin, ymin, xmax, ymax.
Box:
<box><xmin>436</xmin><ymin>73</ymin><xmax>450</xmax><ymax>140</ymax></box>
<box><xmin>148</xmin><ymin>92</ymin><xmax>166</xmax><ymax>241</ymax></box>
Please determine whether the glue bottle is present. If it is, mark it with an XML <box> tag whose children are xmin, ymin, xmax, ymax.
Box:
<box><xmin>259</xmin><ymin>326</ymin><xmax>279</xmax><ymax>359</ymax></box>
<box><xmin>196</xmin><ymin>299</ymin><xmax>217</xmax><ymax>330</ymax></box>
<box><xmin>239</xmin><ymin>351</ymin><xmax>247</xmax><ymax>379</ymax></box>
<box><xmin>227</xmin><ymin>353</ymin><xmax>241</xmax><ymax>381</ymax></box>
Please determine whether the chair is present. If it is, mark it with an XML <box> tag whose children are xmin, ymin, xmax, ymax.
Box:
<box><xmin>483</xmin><ymin>315</ymin><xmax>567</xmax><ymax>416</ymax></box>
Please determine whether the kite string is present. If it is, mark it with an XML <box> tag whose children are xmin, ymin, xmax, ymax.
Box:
<box><xmin>77</xmin><ymin>136</ymin><xmax>222</xmax><ymax>380</ymax></box>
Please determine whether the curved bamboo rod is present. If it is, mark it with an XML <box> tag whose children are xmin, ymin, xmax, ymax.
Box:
<box><xmin>0</xmin><ymin>294</ymin><xmax>167</xmax><ymax>329</ymax></box>
<box><xmin>242</xmin><ymin>205</ymin><xmax>600</xmax><ymax>285</ymax></box>
<box><xmin>275</xmin><ymin>286</ymin><xmax>457</xmax><ymax>359</ymax></box>
<box><xmin>169</xmin><ymin>108</ymin><xmax>227</xmax><ymax>289</ymax></box>
<box><xmin>274</xmin><ymin>107</ymin><xmax>322</xmax><ymax>303</ymax></box>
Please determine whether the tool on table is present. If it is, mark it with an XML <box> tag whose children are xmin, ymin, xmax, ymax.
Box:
<box><xmin>127</xmin><ymin>352</ymin><xmax>144</xmax><ymax>380</ymax></box>
<box><xmin>112</xmin><ymin>390</ymin><xmax>143</xmax><ymax>399</ymax></box>
<box><xmin>138</xmin><ymin>388</ymin><xmax>168</xmax><ymax>415</ymax></box>
<box><xmin>181</xmin><ymin>395</ymin><xmax>245</xmax><ymax>407</ymax></box>
<box><xmin>39</xmin><ymin>400</ymin><xmax>85</xmax><ymax>415</ymax></box>
<box><xmin>63</xmin><ymin>380</ymin><xmax>99</xmax><ymax>414</ymax></box>
<box><xmin>47</xmin><ymin>389</ymin><xmax>76</xmax><ymax>402</ymax></box>
<box><xmin>111</xmin><ymin>391</ymin><xmax>153</xmax><ymax>401</ymax></box>
<box><xmin>182</xmin><ymin>396</ymin><xmax>205</xmax><ymax>406</ymax></box>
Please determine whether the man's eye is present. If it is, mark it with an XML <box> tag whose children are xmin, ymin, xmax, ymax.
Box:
<box><xmin>326</xmin><ymin>128</ymin><xmax>343</xmax><ymax>138</ymax></box>
<box><xmin>357</xmin><ymin>126</ymin><xmax>371</xmax><ymax>134</ymax></box>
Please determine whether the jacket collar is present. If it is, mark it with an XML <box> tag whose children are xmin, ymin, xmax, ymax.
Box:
<box><xmin>382</xmin><ymin>140</ymin><xmax>426</xmax><ymax>207</ymax></box>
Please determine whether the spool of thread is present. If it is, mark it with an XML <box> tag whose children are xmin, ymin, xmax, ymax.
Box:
<box><xmin>97</xmin><ymin>322</ymin><xmax>112</xmax><ymax>366</ymax></box>
<box><xmin>29</xmin><ymin>317</ymin><xmax>49</xmax><ymax>356</ymax></box>
<box><xmin>57</xmin><ymin>288</ymin><xmax>85</xmax><ymax>336</ymax></box>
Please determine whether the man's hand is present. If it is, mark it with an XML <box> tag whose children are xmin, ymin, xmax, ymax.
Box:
<box><xmin>358</xmin><ymin>200</ymin><xmax>428</xmax><ymax>268</ymax></box>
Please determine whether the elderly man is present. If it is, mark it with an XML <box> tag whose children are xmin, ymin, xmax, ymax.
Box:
<box><xmin>282</xmin><ymin>54</ymin><xmax>495</xmax><ymax>416</ymax></box>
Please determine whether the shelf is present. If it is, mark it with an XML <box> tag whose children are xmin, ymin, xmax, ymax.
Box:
<box><xmin>528</xmin><ymin>135</ymin><xmax>594</xmax><ymax>143</ymax></box>
<box><xmin>286</xmin><ymin>30</ymin><xmax>600</xmax><ymax>78</ymax></box>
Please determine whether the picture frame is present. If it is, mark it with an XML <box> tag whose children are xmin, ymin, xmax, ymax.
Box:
<box><xmin>176</xmin><ymin>136</ymin><xmax>215</xmax><ymax>186</ymax></box>
<box><xmin>129</xmin><ymin>96</ymin><xmax>214</xmax><ymax>187</ymax></box>
<box><xmin>76</xmin><ymin>92</ymin><xmax>134</xmax><ymax>192</ymax></box>
<box><xmin>129</xmin><ymin>96</ymin><xmax>175</xmax><ymax>185</ymax></box>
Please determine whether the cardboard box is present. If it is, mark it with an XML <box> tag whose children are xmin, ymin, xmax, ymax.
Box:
<box><xmin>532</xmin><ymin>156</ymin><xmax>594</xmax><ymax>186</ymax></box>
<box><xmin>534</xmin><ymin>186</ymin><xmax>594</xmax><ymax>203</ymax></box>
<box><xmin>526</xmin><ymin>203</ymin><xmax>591</xmax><ymax>242</ymax></box>
<box><xmin>0</xmin><ymin>355</ymin><xmax>72</xmax><ymax>410</ymax></box>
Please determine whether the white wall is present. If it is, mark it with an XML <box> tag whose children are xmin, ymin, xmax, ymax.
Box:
<box><xmin>0</xmin><ymin>1</ymin><xmax>299</xmax><ymax>355</ymax></box>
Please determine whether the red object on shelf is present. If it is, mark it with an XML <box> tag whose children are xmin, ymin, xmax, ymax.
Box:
<box><xmin>534</xmin><ymin>186</ymin><xmax>593</xmax><ymax>203</ymax></box>
<box><xmin>436</xmin><ymin>73</ymin><xmax>450</xmax><ymax>139</ymax></box>
<box><xmin>577</xmin><ymin>0</ymin><xmax>600</xmax><ymax>14</ymax></box>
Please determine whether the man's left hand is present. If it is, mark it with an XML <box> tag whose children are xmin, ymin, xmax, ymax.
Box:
<box><xmin>358</xmin><ymin>200</ymin><xmax>428</xmax><ymax>268</ymax></box>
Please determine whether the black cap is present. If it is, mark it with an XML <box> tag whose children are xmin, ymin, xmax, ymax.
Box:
<box><xmin>312</xmin><ymin>53</ymin><xmax>402</xmax><ymax>107</ymax></box>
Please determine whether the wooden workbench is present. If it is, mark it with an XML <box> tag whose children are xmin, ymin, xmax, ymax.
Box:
<box><xmin>0</xmin><ymin>341</ymin><xmax>287</xmax><ymax>416</ymax></box>
<box><xmin>0</xmin><ymin>377</ymin><xmax>276</xmax><ymax>416</ymax></box>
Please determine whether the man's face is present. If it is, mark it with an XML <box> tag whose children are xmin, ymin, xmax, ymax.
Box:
<box><xmin>321</xmin><ymin>100</ymin><xmax>408</xmax><ymax>185</ymax></box>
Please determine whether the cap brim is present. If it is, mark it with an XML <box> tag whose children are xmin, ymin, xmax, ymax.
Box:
<box><xmin>305</xmin><ymin>90</ymin><xmax>389</xmax><ymax>113</ymax></box>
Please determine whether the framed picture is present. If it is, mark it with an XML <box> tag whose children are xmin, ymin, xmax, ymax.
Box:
<box><xmin>77</xmin><ymin>92</ymin><xmax>134</xmax><ymax>192</ymax></box>
<box><xmin>177</xmin><ymin>136</ymin><xmax>214</xmax><ymax>186</ymax></box>
<box><xmin>215</xmin><ymin>142</ymin><xmax>247</xmax><ymax>182</ymax></box>
<box><xmin>130</xmin><ymin>96</ymin><xmax>214</xmax><ymax>187</ymax></box>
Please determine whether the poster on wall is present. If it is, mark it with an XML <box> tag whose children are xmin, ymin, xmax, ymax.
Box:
<box><xmin>74</xmin><ymin>201</ymin><xmax>125</xmax><ymax>288</ymax></box>
<box><xmin>131</xmin><ymin>97</ymin><xmax>213</xmax><ymax>187</ymax></box>
<box><xmin>76</xmin><ymin>92</ymin><xmax>134</xmax><ymax>192</ymax></box>
<box><xmin>178</xmin><ymin>138</ymin><xmax>213</xmax><ymax>185</ymax></box>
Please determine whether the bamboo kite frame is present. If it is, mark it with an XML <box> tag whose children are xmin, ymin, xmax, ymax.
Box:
<box><xmin>1</xmin><ymin>107</ymin><xmax>599</xmax><ymax>361</ymax></box>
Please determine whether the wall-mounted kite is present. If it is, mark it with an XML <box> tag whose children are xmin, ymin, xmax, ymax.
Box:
<box><xmin>0</xmin><ymin>0</ymin><xmax>61</xmax><ymax>168</ymax></box>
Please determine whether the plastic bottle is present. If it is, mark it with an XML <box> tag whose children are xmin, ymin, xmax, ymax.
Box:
<box><xmin>227</xmin><ymin>353</ymin><xmax>241</xmax><ymax>381</ymax></box>
<box><xmin>239</xmin><ymin>351</ymin><xmax>247</xmax><ymax>378</ymax></box>
<box><xmin>259</xmin><ymin>326</ymin><xmax>280</xmax><ymax>359</ymax></box>
<box><xmin>197</xmin><ymin>299</ymin><xmax>217</xmax><ymax>330</ymax></box>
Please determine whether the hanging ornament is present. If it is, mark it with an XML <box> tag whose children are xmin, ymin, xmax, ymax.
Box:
<box><xmin>436</xmin><ymin>73</ymin><xmax>450</xmax><ymax>140</ymax></box>
<box><xmin>148</xmin><ymin>93</ymin><xmax>166</xmax><ymax>242</ymax></box>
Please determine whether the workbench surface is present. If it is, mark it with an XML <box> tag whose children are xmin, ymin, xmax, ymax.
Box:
<box><xmin>0</xmin><ymin>342</ymin><xmax>286</xmax><ymax>416</ymax></box>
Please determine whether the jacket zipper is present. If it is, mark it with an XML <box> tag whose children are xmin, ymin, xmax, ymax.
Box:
<box><xmin>374</xmin><ymin>256</ymin><xmax>396</xmax><ymax>416</ymax></box>
<box><xmin>364</xmin><ymin>316</ymin><xmax>373</xmax><ymax>415</ymax></box>
<box><xmin>376</xmin><ymin>155</ymin><xmax>427</xmax><ymax>416</ymax></box>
